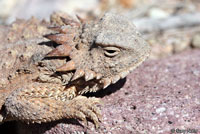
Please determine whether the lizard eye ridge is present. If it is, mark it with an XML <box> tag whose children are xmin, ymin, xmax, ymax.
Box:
<box><xmin>103</xmin><ymin>46</ymin><xmax>120</xmax><ymax>57</ymax></box>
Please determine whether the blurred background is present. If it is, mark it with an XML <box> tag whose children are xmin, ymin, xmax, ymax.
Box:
<box><xmin>0</xmin><ymin>0</ymin><xmax>200</xmax><ymax>59</ymax></box>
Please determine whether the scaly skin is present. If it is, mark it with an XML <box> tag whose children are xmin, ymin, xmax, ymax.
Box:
<box><xmin>0</xmin><ymin>12</ymin><xmax>150</xmax><ymax>128</ymax></box>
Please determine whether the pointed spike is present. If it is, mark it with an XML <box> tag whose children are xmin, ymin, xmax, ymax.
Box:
<box><xmin>76</xmin><ymin>15</ymin><xmax>85</xmax><ymax>23</ymax></box>
<box><xmin>49</xmin><ymin>26</ymin><xmax>75</xmax><ymax>34</ymax></box>
<box><xmin>46</xmin><ymin>44</ymin><xmax>72</xmax><ymax>57</ymax></box>
<box><xmin>85</xmin><ymin>70</ymin><xmax>96</xmax><ymax>81</ymax></box>
<box><xmin>96</xmin><ymin>73</ymin><xmax>102</xmax><ymax>80</ymax></box>
<box><xmin>45</xmin><ymin>34</ymin><xmax>74</xmax><ymax>44</ymax></box>
<box><xmin>60</xmin><ymin>17</ymin><xmax>80</xmax><ymax>27</ymax></box>
<box><xmin>79</xmin><ymin>86</ymin><xmax>89</xmax><ymax>95</ymax></box>
<box><xmin>84</xmin><ymin>86</ymin><xmax>90</xmax><ymax>93</ymax></box>
<box><xmin>48</xmin><ymin>26</ymin><xmax>62</xmax><ymax>32</ymax></box>
<box><xmin>72</xmin><ymin>69</ymin><xmax>85</xmax><ymax>81</ymax></box>
<box><xmin>61</xmin><ymin>28</ymin><xmax>76</xmax><ymax>35</ymax></box>
<box><xmin>120</xmin><ymin>70</ymin><xmax>130</xmax><ymax>79</ymax></box>
<box><xmin>90</xmin><ymin>83</ymin><xmax>99</xmax><ymax>92</ymax></box>
<box><xmin>56</xmin><ymin>61</ymin><xmax>76</xmax><ymax>72</ymax></box>
<box><xmin>60</xmin><ymin>27</ymin><xmax>75</xmax><ymax>34</ymax></box>
<box><xmin>37</xmin><ymin>121</ymin><xmax>42</xmax><ymax>124</ymax></box>
<box><xmin>111</xmin><ymin>75</ymin><xmax>120</xmax><ymax>84</ymax></box>
<box><xmin>129</xmin><ymin>65</ymin><xmax>137</xmax><ymax>72</ymax></box>
<box><xmin>101</xmin><ymin>78</ymin><xmax>111</xmax><ymax>89</ymax></box>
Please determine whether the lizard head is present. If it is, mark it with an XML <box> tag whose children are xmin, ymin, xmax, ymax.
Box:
<box><xmin>45</xmin><ymin>13</ymin><xmax>150</xmax><ymax>94</ymax></box>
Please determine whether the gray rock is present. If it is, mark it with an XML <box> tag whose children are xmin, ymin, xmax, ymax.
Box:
<box><xmin>192</xmin><ymin>33</ymin><xmax>200</xmax><ymax>48</ymax></box>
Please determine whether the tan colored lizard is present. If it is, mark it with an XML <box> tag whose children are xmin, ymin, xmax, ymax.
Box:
<box><xmin>0</xmin><ymin>12</ymin><xmax>150</xmax><ymax>128</ymax></box>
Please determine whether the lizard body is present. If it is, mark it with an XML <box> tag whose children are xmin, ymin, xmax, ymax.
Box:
<box><xmin>0</xmin><ymin>13</ymin><xmax>150</xmax><ymax>128</ymax></box>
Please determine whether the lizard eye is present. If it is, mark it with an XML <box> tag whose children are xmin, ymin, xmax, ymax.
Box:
<box><xmin>104</xmin><ymin>47</ymin><xmax>120</xmax><ymax>57</ymax></box>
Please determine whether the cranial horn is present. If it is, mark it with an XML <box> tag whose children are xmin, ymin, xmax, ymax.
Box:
<box><xmin>60</xmin><ymin>17</ymin><xmax>80</xmax><ymax>27</ymax></box>
<box><xmin>56</xmin><ymin>60</ymin><xmax>76</xmax><ymax>72</ymax></box>
<box><xmin>48</xmin><ymin>26</ymin><xmax>75</xmax><ymax>34</ymax></box>
<box><xmin>48</xmin><ymin>26</ymin><xmax>62</xmax><ymax>32</ymax></box>
<box><xmin>46</xmin><ymin>44</ymin><xmax>72</xmax><ymax>57</ymax></box>
<box><xmin>76</xmin><ymin>15</ymin><xmax>84</xmax><ymax>23</ymax></box>
<box><xmin>44</xmin><ymin>34</ymin><xmax>74</xmax><ymax>44</ymax></box>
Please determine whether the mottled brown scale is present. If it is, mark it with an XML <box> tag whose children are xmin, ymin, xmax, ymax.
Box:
<box><xmin>0</xmin><ymin>12</ymin><xmax>150</xmax><ymax>128</ymax></box>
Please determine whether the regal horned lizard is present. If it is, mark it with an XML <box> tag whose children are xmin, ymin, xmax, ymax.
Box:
<box><xmin>0</xmin><ymin>13</ymin><xmax>150</xmax><ymax>128</ymax></box>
